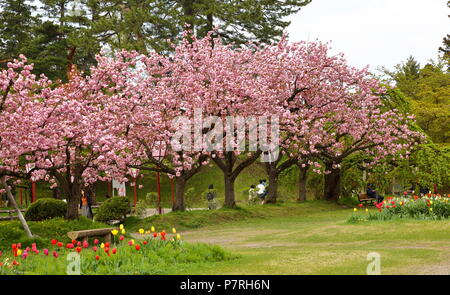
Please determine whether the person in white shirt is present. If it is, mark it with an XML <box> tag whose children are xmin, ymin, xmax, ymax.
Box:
<box><xmin>256</xmin><ymin>180</ymin><xmax>266</xmax><ymax>203</ymax></box>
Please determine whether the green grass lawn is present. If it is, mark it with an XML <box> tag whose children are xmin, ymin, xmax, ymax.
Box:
<box><xmin>2</xmin><ymin>201</ymin><xmax>449</xmax><ymax>275</ymax></box>
<box><xmin>149</xmin><ymin>201</ymin><xmax>450</xmax><ymax>275</ymax></box>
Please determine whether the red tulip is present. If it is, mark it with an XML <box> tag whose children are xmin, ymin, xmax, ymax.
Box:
<box><xmin>77</xmin><ymin>241</ymin><xmax>82</xmax><ymax>247</ymax></box>
<box><xmin>76</xmin><ymin>247</ymin><xmax>82</xmax><ymax>253</ymax></box>
<box><xmin>153</xmin><ymin>233</ymin><xmax>158</xmax><ymax>238</ymax></box>
<box><xmin>94</xmin><ymin>239</ymin><xmax>99</xmax><ymax>245</ymax></box>
<box><xmin>105</xmin><ymin>242</ymin><xmax>110</xmax><ymax>248</ymax></box>
<box><xmin>82</xmin><ymin>241</ymin><xmax>89</xmax><ymax>248</ymax></box>
<box><xmin>119</xmin><ymin>235</ymin><xmax>124</xmax><ymax>241</ymax></box>
<box><xmin>53</xmin><ymin>251</ymin><xmax>59</xmax><ymax>258</ymax></box>
<box><xmin>92</xmin><ymin>246</ymin><xmax>98</xmax><ymax>252</ymax></box>
<box><xmin>57</xmin><ymin>242</ymin><xmax>63</xmax><ymax>247</ymax></box>
<box><xmin>11</xmin><ymin>243</ymin><xmax>17</xmax><ymax>250</ymax></box>
<box><xmin>51</xmin><ymin>239</ymin><xmax>58</xmax><ymax>245</ymax></box>
<box><xmin>95</xmin><ymin>255</ymin><xmax>100</xmax><ymax>261</ymax></box>
<box><xmin>72</xmin><ymin>239</ymin><xmax>77</xmax><ymax>244</ymax></box>
<box><xmin>12</xmin><ymin>260</ymin><xmax>19</xmax><ymax>266</ymax></box>
<box><xmin>66</xmin><ymin>243</ymin><xmax>74</xmax><ymax>249</ymax></box>
<box><xmin>112</xmin><ymin>248</ymin><xmax>117</xmax><ymax>255</ymax></box>
<box><xmin>17</xmin><ymin>243</ymin><xmax>21</xmax><ymax>248</ymax></box>
<box><xmin>143</xmin><ymin>241</ymin><xmax>148</xmax><ymax>245</ymax></box>
<box><xmin>135</xmin><ymin>245</ymin><xmax>141</xmax><ymax>251</ymax></box>
<box><xmin>43</xmin><ymin>249</ymin><xmax>49</xmax><ymax>256</ymax></box>
<box><xmin>0</xmin><ymin>251</ymin><xmax>2</xmax><ymax>257</ymax></box>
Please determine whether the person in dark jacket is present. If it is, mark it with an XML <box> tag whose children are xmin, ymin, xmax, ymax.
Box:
<box><xmin>367</xmin><ymin>184</ymin><xmax>384</xmax><ymax>203</ymax></box>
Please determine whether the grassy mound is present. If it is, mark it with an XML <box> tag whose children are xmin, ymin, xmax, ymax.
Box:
<box><xmin>124</xmin><ymin>201</ymin><xmax>344</xmax><ymax>233</ymax></box>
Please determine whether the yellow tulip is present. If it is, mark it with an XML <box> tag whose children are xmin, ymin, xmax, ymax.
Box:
<box><xmin>430</xmin><ymin>201</ymin><xmax>433</xmax><ymax>205</ymax></box>
<box><xmin>151</xmin><ymin>226</ymin><xmax>155</xmax><ymax>232</ymax></box>
<box><xmin>138</xmin><ymin>228</ymin><xmax>145</xmax><ymax>235</ymax></box>
<box><xmin>131</xmin><ymin>239</ymin><xmax>135</xmax><ymax>245</ymax></box>
<box><xmin>100</xmin><ymin>243</ymin><xmax>105</xmax><ymax>249</ymax></box>
<box><xmin>172</xmin><ymin>227</ymin><xmax>176</xmax><ymax>234</ymax></box>
<box><xmin>429</xmin><ymin>208</ymin><xmax>433</xmax><ymax>212</ymax></box>
<box><xmin>353</xmin><ymin>208</ymin><xmax>357</xmax><ymax>212</ymax></box>
<box><xmin>176</xmin><ymin>234</ymin><xmax>181</xmax><ymax>240</ymax></box>
<box><xmin>365</xmin><ymin>208</ymin><xmax>369</xmax><ymax>212</ymax></box>
<box><xmin>119</xmin><ymin>224</ymin><xmax>124</xmax><ymax>230</ymax></box>
<box><xmin>111</xmin><ymin>229</ymin><xmax>119</xmax><ymax>236</ymax></box>
<box><xmin>17</xmin><ymin>249</ymin><xmax>22</xmax><ymax>256</ymax></box>
<box><xmin>121</xmin><ymin>229</ymin><xmax>126</xmax><ymax>234</ymax></box>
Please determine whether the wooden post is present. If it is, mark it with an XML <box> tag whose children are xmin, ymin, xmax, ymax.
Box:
<box><xmin>170</xmin><ymin>177</ymin><xmax>175</xmax><ymax>206</ymax></box>
<box><xmin>20</xmin><ymin>188</ymin><xmax>23</xmax><ymax>206</ymax></box>
<box><xmin>156</xmin><ymin>172</ymin><xmax>162</xmax><ymax>214</ymax></box>
<box><xmin>31</xmin><ymin>181</ymin><xmax>36</xmax><ymax>203</ymax></box>
<box><xmin>108</xmin><ymin>181</ymin><xmax>112</xmax><ymax>197</ymax></box>
<box><xmin>133</xmin><ymin>177</ymin><xmax>137</xmax><ymax>207</ymax></box>
<box><xmin>2</xmin><ymin>176</ymin><xmax>33</xmax><ymax>237</ymax></box>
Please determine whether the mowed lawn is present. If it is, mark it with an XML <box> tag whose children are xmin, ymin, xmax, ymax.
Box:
<box><xmin>172</xmin><ymin>202</ymin><xmax>450</xmax><ymax>275</ymax></box>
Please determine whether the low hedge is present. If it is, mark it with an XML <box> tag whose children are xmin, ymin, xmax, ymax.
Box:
<box><xmin>95</xmin><ymin>197</ymin><xmax>131</xmax><ymax>223</ymax></box>
<box><xmin>25</xmin><ymin>198</ymin><xmax>67</xmax><ymax>221</ymax></box>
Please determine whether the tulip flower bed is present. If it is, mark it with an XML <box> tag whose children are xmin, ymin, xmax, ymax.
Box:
<box><xmin>348</xmin><ymin>194</ymin><xmax>450</xmax><ymax>223</ymax></box>
<box><xmin>0</xmin><ymin>225</ymin><xmax>233</xmax><ymax>275</ymax></box>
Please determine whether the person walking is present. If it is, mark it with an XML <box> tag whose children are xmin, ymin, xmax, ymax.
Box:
<box><xmin>206</xmin><ymin>184</ymin><xmax>218</xmax><ymax>210</ymax></box>
<box><xmin>256</xmin><ymin>180</ymin><xmax>266</xmax><ymax>204</ymax></box>
<box><xmin>248</xmin><ymin>184</ymin><xmax>258</xmax><ymax>204</ymax></box>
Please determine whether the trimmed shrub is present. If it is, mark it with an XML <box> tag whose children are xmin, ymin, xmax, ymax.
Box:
<box><xmin>95</xmin><ymin>197</ymin><xmax>131</xmax><ymax>222</ymax></box>
<box><xmin>25</xmin><ymin>198</ymin><xmax>67</xmax><ymax>221</ymax></box>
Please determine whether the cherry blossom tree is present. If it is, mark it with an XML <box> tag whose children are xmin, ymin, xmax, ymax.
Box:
<box><xmin>0</xmin><ymin>55</ymin><xmax>53</xmax><ymax>233</ymax></box>
<box><xmin>247</xmin><ymin>38</ymin><xmax>422</xmax><ymax>203</ymax></box>
<box><xmin>164</xmin><ymin>33</ymin><xmax>285</xmax><ymax>208</ymax></box>
<box><xmin>1</xmin><ymin>55</ymin><xmax>132</xmax><ymax>219</ymax></box>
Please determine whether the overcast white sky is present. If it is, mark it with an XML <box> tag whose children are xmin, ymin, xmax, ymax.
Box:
<box><xmin>286</xmin><ymin>0</ymin><xmax>449</xmax><ymax>72</ymax></box>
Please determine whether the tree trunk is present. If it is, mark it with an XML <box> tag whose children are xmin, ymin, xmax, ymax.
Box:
<box><xmin>298</xmin><ymin>164</ymin><xmax>308</xmax><ymax>202</ymax></box>
<box><xmin>172</xmin><ymin>177</ymin><xmax>187</xmax><ymax>212</ymax></box>
<box><xmin>59</xmin><ymin>179</ymin><xmax>81</xmax><ymax>220</ymax></box>
<box><xmin>223</xmin><ymin>174</ymin><xmax>236</xmax><ymax>208</ymax></box>
<box><xmin>66</xmin><ymin>187</ymin><xmax>80</xmax><ymax>220</ymax></box>
<box><xmin>264</xmin><ymin>169</ymin><xmax>278</xmax><ymax>204</ymax></box>
<box><xmin>2</xmin><ymin>176</ymin><xmax>33</xmax><ymax>238</ymax></box>
<box><xmin>324</xmin><ymin>162</ymin><xmax>341</xmax><ymax>202</ymax></box>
